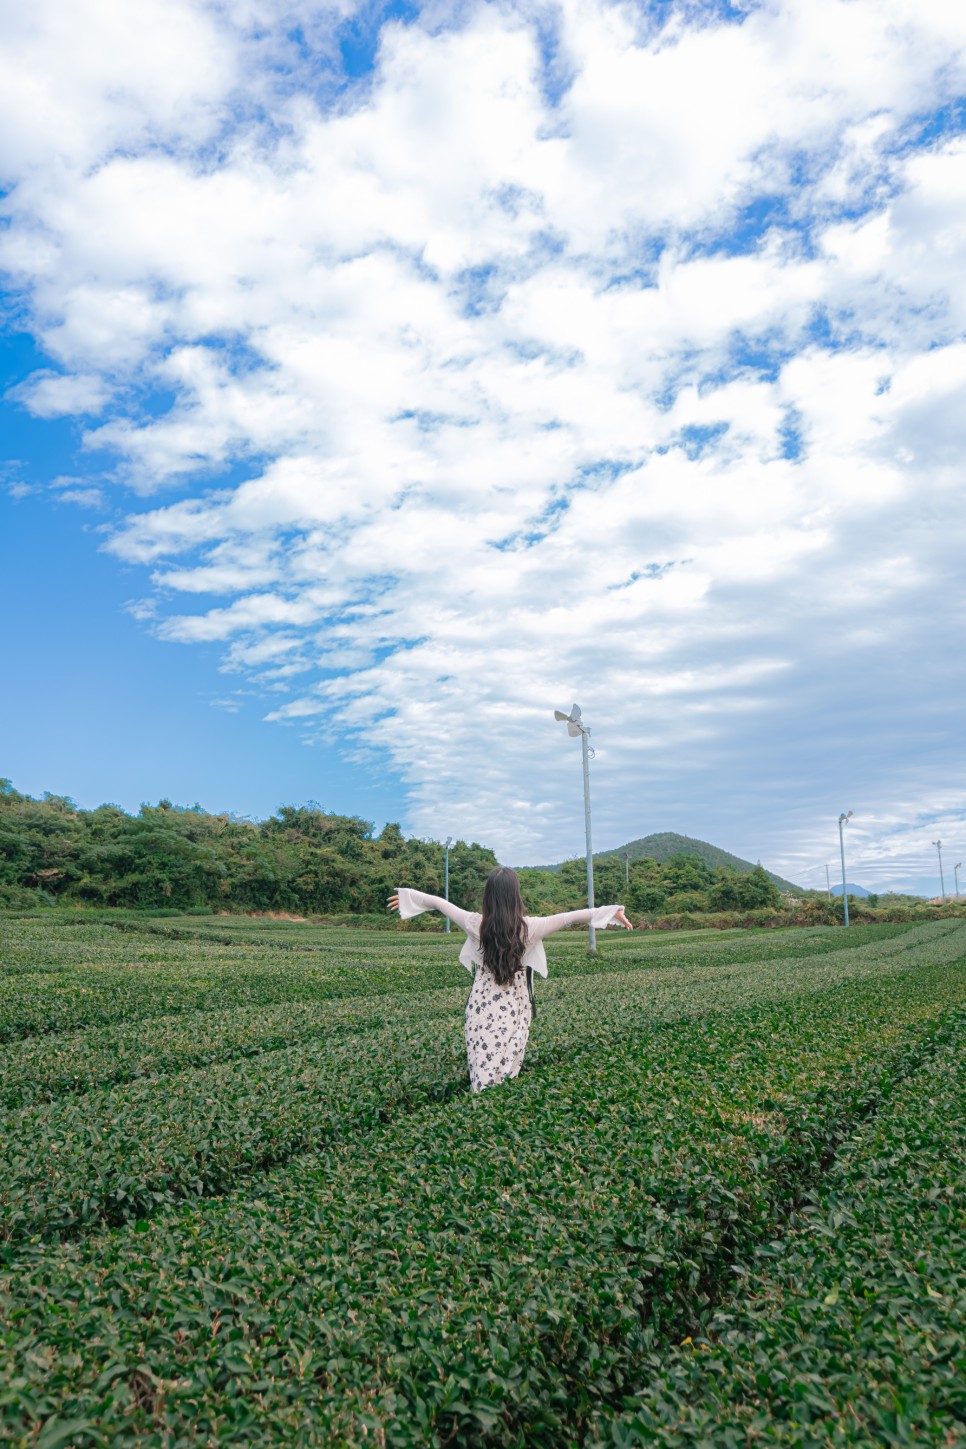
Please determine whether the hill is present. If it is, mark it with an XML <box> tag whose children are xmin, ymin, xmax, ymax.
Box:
<box><xmin>829</xmin><ymin>882</ymin><xmax>871</xmax><ymax>898</ymax></box>
<box><xmin>543</xmin><ymin>831</ymin><xmax>802</xmax><ymax>893</ymax></box>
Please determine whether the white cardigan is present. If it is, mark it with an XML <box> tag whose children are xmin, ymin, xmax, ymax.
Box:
<box><xmin>395</xmin><ymin>888</ymin><xmax>625</xmax><ymax>978</ymax></box>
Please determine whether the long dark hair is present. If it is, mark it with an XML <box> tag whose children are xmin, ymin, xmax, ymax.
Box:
<box><xmin>479</xmin><ymin>867</ymin><xmax>529</xmax><ymax>986</ymax></box>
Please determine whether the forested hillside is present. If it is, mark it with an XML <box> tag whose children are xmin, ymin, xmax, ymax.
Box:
<box><xmin>0</xmin><ymin>778</ymin><xmax>786</xmax><ymax>919</ymax></box>
<box><xmin>545</xmin><ymin>830</ymin><xmax>801</xmax><ymax>892</ymax></box>
<box><xmin>0</xmin><ymin>780</ymin><xmax>497</xmax><ymax>915</ymax></box>
<box><xmin>518</xmin><ymin>850</ymin><xmax>783</xmax><ymax>918</ymax></box>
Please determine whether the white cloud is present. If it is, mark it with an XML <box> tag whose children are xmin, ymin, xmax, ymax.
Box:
<box><xmin>2</xmin><ymin>0</ymin><xmax>966</xmax><ymax>877</ymax></box>
<box><xmin>157</xmin><ymin>590</ymin><xmax>323</xmax><ymax>642</ymax></box>
<box><xmin>55</xmin><ymin>485</ymin><xmax>106</xmax><ymax>508</ymax></box>
<box><xmin>0</xmin><ymin>0</ymin><xmax>234</xmax><ymax>176</ymax></box>
<box><xmin>8</xmin><ymin>370</ymin><xmax>111</xmax><ymax>417</ymax></box>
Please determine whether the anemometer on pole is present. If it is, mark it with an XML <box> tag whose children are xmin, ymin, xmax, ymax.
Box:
<box><xmin>554</xmin><ymin>703</ymin><xmax>597</xmax><ymax>951</ymax></box>
<box><xmin>838</xmin><ymin>811</ymin><xmax>853</xmax><ymax>926</ymax></box>
<box><xmin>933</xmin><ymin>840</ymin><xmax>946</xmax><ymax>904</ymax></box>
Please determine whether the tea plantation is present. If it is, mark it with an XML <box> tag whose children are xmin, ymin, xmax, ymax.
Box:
<box><xmin>2</xmin><ymin>913</ymin><xmax>965</xmax><ymax>1446</ymax></box>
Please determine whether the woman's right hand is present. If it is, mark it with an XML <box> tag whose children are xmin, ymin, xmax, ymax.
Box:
<box><xmin>614</xmin><ymin>907</ymin><xmax>633</xmax><ymax>930</ymax></box>
<box><xmin>387</xmin><ymin>894</ymin><xmax>400</xmax><ymax>913</ymax></box>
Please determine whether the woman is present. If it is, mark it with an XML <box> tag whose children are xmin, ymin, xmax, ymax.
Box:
<box><xmin>389</xmin><ymin>867</ymin><xmax>633</xmax><ymax>1092</ymax></box>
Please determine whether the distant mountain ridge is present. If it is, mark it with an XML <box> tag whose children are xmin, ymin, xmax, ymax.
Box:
<box><xmin>542</xmin><ymin>831</ymin><xmax>803</xmax><ymax>894</ymax></box>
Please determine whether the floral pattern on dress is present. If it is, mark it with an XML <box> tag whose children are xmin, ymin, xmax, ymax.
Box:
<box><xmin>464</xmin><ymin>962</ymin><xmax>532</xmax><ymax>1092</ymax></box>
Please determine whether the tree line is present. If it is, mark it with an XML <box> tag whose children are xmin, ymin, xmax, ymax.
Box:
<box><xmin>0</xmin><ymin>781</ymin><xmax>496</xmax><ymax>915</ymax></box>
<box><xmin>0</xmin><ymin>778</ymin><xmax>784</xmax><ymax>919</ymax></box>
<box><xmin>519</xmin><ymin>851</ymin><xmax>781</xmax><ymax>918</ymax></box>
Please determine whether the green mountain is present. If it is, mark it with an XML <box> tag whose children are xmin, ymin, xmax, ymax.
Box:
<box><xmin>545</xmin><ymin>831</ymin><xmax>802</xmax><ymax>893</ymax></box>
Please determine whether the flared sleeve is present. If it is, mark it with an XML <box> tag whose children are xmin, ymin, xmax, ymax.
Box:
<box><xmin>396</xmin><ymin>888</ymin><xmax>478</xmax><ymax>936</ymax></box>
<box><xmin>527</xmin><ymin>903</ymin><xmax>625</xmax><ymax>942</ymax></box>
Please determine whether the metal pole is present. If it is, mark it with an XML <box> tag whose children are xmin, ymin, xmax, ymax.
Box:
<box><xmin>838</xmin><ymin>815</ymin><xmax>849</xmax><ymax>927</ymax></box>
<box><xmin>581</xmin><ymin>727</ymin><xmax>596</xmax><ymax>951</ymax></box>
<box><xmin>933</xmin><ymin>840</ymin><xmax>946</xmax><ymax>904</ymax></box>
<box><xmin>825</xmin><ymin>864</ymin><xmax>831</xmax><ymax>897</ymax></box>
<box><xmin>444</xmin><ymin>837</ymin><xmax>452</xmax><ymax>931</ymax></box>
<box><xmin>553</xmin><ymin>704</ymin><xmax>598</xmax><ymax>952</ymax></box>
<box><xmin>955</xmin><ymin>863</ymin><xmax>961</xmax><ymax>900</ymax></box>
<box><xmin>624</xmin><ymin>851</ymin><xmax>630</xmax><ymax>885</ymax></box>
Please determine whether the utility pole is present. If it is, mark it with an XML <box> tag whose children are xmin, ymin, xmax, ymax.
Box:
<box><xmin>933</xmin><ymin>840</ymin><xmax>946</xmax><ymax>904</ymax></box>
<box><xmin>838</xmin><ymin>812</ymin><xmax>853</xmax><ymax>926</ymax></box>
<box><xmin>580</xmin><ymin>720</ymin><xmax>595</xmax><ymax>947</ymax></box>
<box><xmin>443</xmin><ymin>837</ymin><xmax>453</xmax><ymax>930</ymax></box>
<box><xmin>554</xmin><ymin>704</ymin><xmax>597</xmax><ymax>951</ymax></box>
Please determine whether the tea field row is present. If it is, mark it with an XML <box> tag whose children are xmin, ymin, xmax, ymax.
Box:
<box><xmin>0</xmin><ymin>915</ymin><xmax>964</xmax><ymax>1446</ymax></box>
<box><xmin>591</xmin><ymin>1010</ymin><xmax>966</xmax><ymax>1445</ymax></box>
<box><xmin>0</xmin><ymin>913</ymin><xmax>922</xmax><ymax>1044</ymax></box>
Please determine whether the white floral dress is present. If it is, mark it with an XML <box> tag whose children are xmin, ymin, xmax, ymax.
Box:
<box><xmin>395</xmin><ymin>889</ymin><xmax>625</xmax><ymax>1092</ymax></box>
<box><xmin>464</xmin><ymin>963</ymin><xmax>532</xmax><ymax>1091</ymax></box>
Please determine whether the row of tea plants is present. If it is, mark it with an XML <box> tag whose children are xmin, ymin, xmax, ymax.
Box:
<box><xmin>1</xmin><ymin>915</ymin><xmax>964</xmax><ymax>1444</ymax></box>
<box><xmin>590</xmin><ymin>1014</ymin><xmax>966</xmax><ymax>1445</ymax></box>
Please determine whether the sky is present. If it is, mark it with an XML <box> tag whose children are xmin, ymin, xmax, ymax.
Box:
<box><xmin>1</xmin><ymin>0</ymin><xmax>965</xmax><ymax>896</ymax></box>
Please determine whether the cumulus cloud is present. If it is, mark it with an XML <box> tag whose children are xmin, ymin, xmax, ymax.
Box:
<box><xmin>8</xmin><ymin>370</ymin><xmax>111</xmax><ymax>418</ymax></box>
<box><xmin>2</xmin><ymin>0</ymin><xmax>965</xmax><ymax>883</ymax></box>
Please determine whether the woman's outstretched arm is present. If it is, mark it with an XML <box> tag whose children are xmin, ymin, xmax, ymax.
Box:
<box><xmin>388</xmin><ymin>888</ymin><xmax>478</xmax><ymax>935</ymax></box>
<box><xmin>527</xmin><ymin>903</ymin><xmax>633</xmax><ymax>941</ymax></box>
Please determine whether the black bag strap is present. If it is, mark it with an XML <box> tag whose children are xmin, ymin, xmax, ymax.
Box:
<box><xmin>526</xmin><ymin>965</ymin><xmax>537</xmax><ymax>1020</ymax></box>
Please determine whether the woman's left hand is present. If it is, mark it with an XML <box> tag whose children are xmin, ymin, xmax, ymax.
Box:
<box><xmin>614</xmin><ymin>907</ymin><xmax>633</xmax><ymax>930</ymax></box>
<box><xmin>387</xmin><ymin>894</ymin><xmax>400</xmax><ymax>913</ymax></box>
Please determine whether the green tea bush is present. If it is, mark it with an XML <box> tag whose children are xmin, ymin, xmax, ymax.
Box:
<box><xmin>1</xmin><ymin>914</ymin><xmax>965</xmax><ymax>1446</ymax></box>
<box><xmin>4</xmin><ymin>924</ymin><xmax>964</xmax><ymax>1248</ymax></box>
<box><xmin>0</xmin><ymin>917</ymin><xmax>931</xmax><ymax>1117</ymax></box>
<box><xmin>2</xmin><ymin>972</ymin><xmax>964</xmax><ymax>1444</ymax></box>
<box><xmin>0</xmin><ymin>919</ymin><xmax>458</xmax><ymax>1042</ymax></box>
<box><xmin>590</xmin><ymin>1022</ymin><xmax>966</xmax><ymax>1446</ymax></box>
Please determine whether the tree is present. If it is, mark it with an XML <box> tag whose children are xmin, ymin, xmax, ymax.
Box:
<box><xmin>737</xmin><ymin>864</ymin><xmax>781</xmax><ymax>909</ymax></box>
<box><xmin>661</xmin><ymin>852</ymin><xmax>713</xmax><ymax>894</ymax></box>
<box><xmin>710</xmin><ymin>864</ymin><xmax>780</xmax><ymax>911</ymax></box>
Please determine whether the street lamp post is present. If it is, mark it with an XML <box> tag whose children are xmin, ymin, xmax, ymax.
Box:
<box><xmin>955</xmin><ymin>862</ymin><xmax>962</xmax><ymax>900</ymax></box>
<box><xmin>554</xmin><ymin>703</ymin><xmax>597</xmax><ymax>951</ymax></box>
<box><xmin>623</xmin><ymin>851</ymin><xmax>630</xmax><ymax>885</ymax></box>
<box><xmin>444</xmin><ymin>836</ymin><xmax>453</xmax><ymax>931</ymax></box>
<box><xmin>838</xmin><ymin>811</ymin><xmax>853</xmax><ymax>926</ymax></box>
<box><xmin>825</xmin><ymin>863</ymin><xmax>831</xmax><ymax>897</ymax></box>
<box><xmin>933</xmin><ymin>840</ymin><xmax>946</xmax><ymax>904</ymax></box>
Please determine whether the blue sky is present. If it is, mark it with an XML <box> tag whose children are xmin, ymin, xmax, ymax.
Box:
<box><xmin>1</xmin><ymin>0</ymin><xmax>965</xmax><ymax>895</ymax></box>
